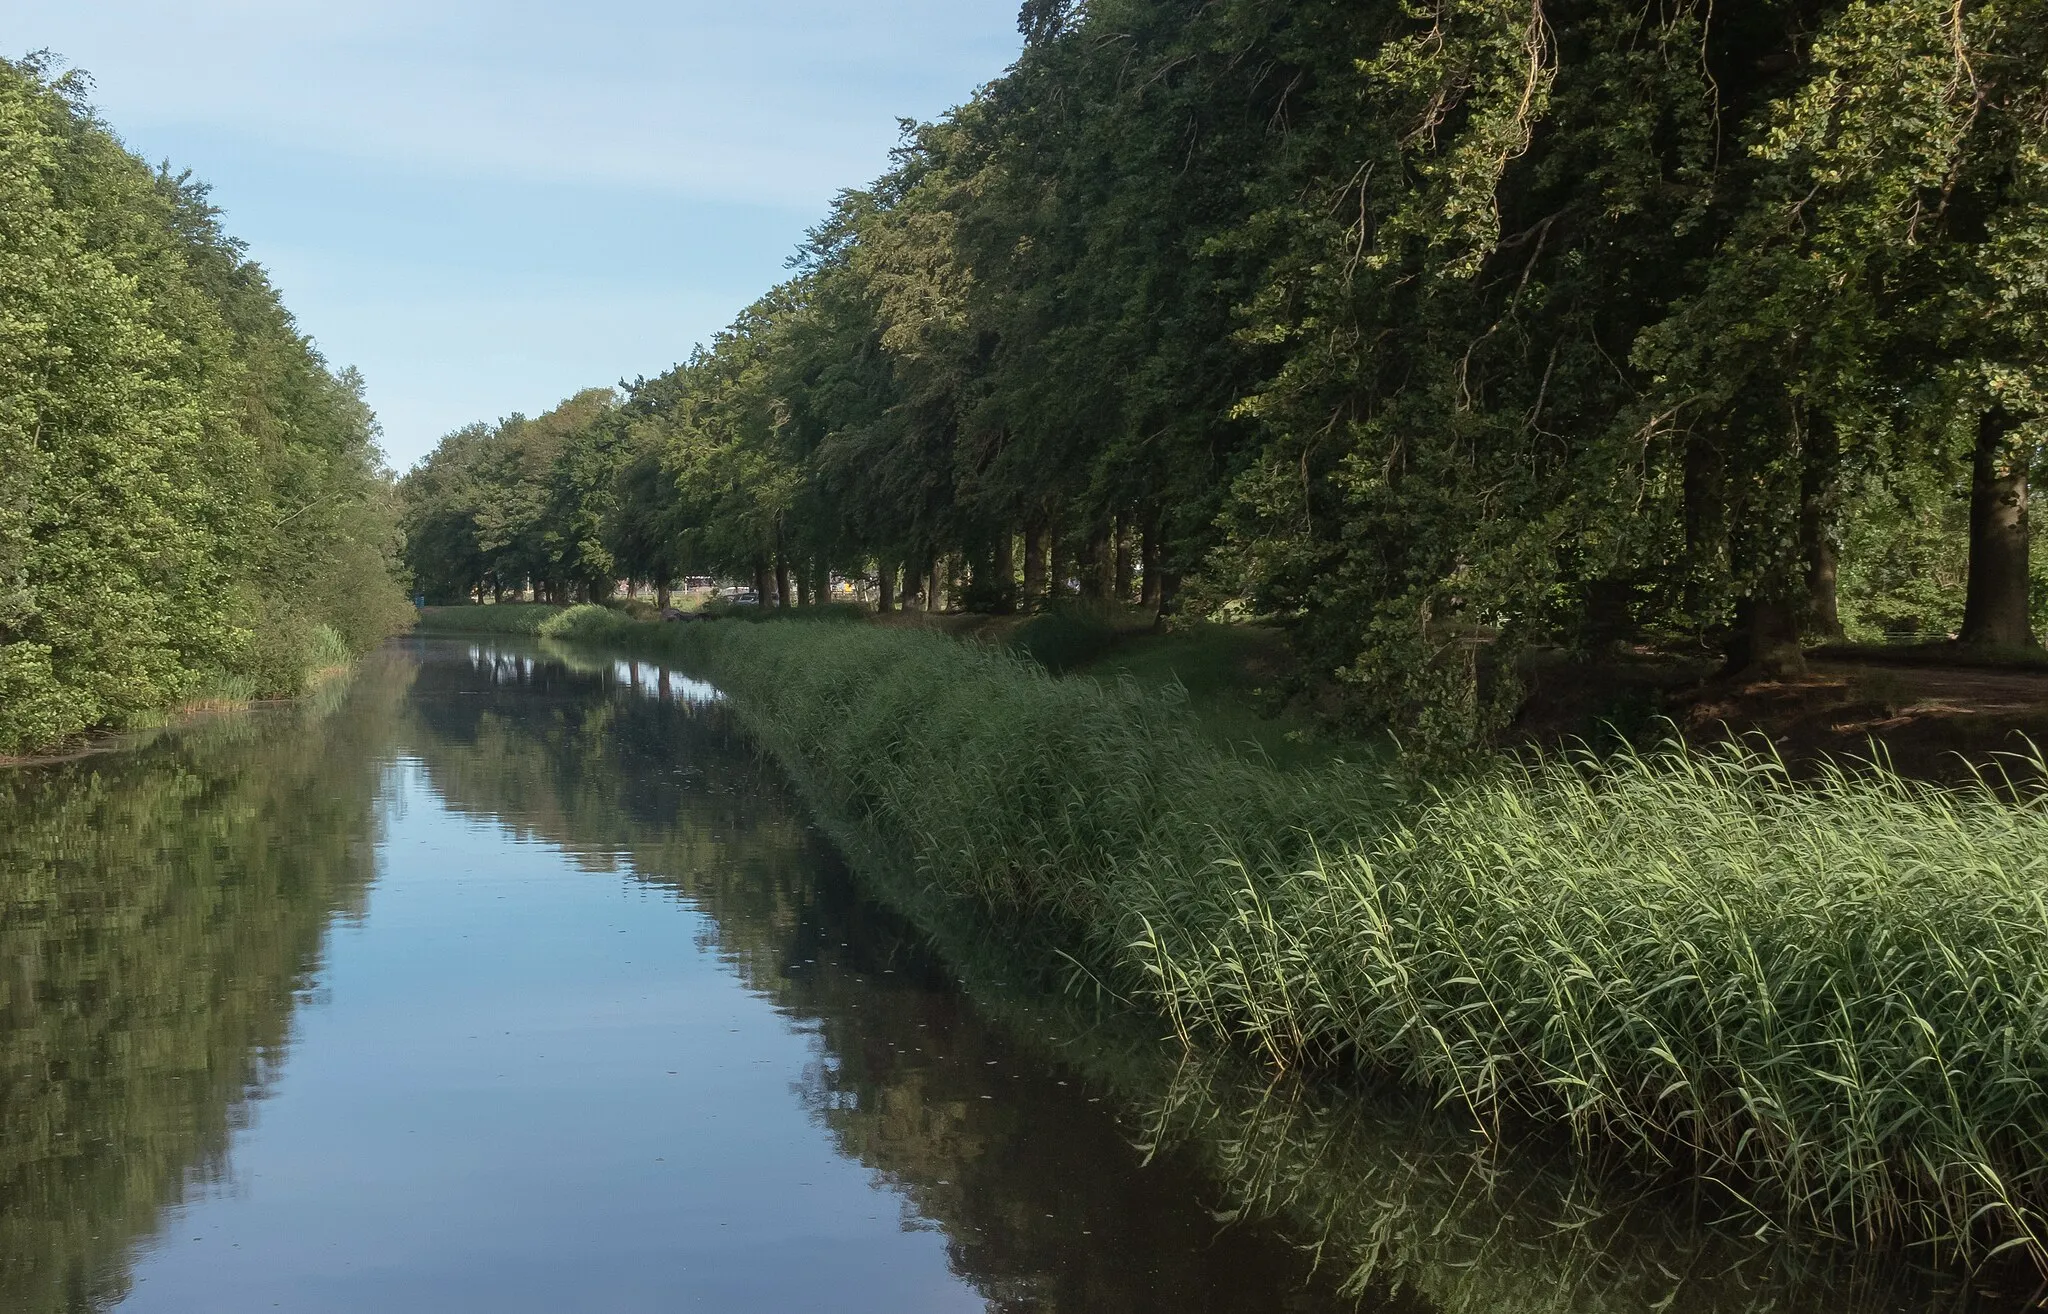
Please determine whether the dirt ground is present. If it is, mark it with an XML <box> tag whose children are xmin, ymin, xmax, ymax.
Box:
<box><xmin>1519</xmin><ymin>647</ymin><xmax>2048</xmax><ymax>781</ymax></box>
<box><xmin>804</xmin><ymin>609</ymin><xmax>2048</xmax><ymax>782</ymax></box>
<box><xmin>1681</xmin><ymin>660</ymin><xmax>2048</xmax><ymax>780</ymax></box>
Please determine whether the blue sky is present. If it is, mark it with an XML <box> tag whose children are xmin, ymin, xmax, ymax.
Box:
<box><xmin>6</xmin><ymin>0</ymin><xmax>1022</xmax><ymax>466</ymax></box>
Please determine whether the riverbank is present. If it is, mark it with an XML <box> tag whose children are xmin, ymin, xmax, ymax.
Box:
<box><xmin>0</xmin><ymin>657</ymin><xmax>360</xmax><ymax>769</ymax></box>
<box><xmin>422</xmin><ymin>636</ymin><xmax>2016</xmax><ymax>1310</ymax></box>
<box><xmin>427</xmin><ymin>604</ymin><xmax>2048</xmax><ymax>1272</ymax></box>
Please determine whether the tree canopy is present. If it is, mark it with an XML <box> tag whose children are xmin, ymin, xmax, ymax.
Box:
<box><xmin>0</xmin><ymin>56</ymin><xmax>411</xmax><ymax>756</ymax></box>
<box><xmin>400</xmin><ymin>0</ymin><xmax>2048</xmax><ymax>751</ymax></box>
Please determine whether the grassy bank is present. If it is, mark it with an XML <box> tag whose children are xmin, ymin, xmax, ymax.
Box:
<box><xmin>536</xmin><ymin>605</ymin><xmax>2048</xmax><ymax>1269</ymax></box>
<box><xmin>413</xmin><ymin>604</ymin><xmax>566</xmax><ymax>635</ymax></box>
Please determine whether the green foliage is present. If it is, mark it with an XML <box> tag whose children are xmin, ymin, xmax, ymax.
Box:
<box><xmin>0</xmin><ymin>58</ymin><xmax>409</xmax><ymax>755</ymax></box>
<box><xmin>1075</xmin><ymin>623</ymin><xmax>1347</xmax><ymax>769</ymax></box>
<box><xmin>399</xmin><ymin>0</ymin><xmax>2047</xmax><ymax>756</ymax></box>
<box><xmin>396</xmin><ymin>389</ymin><xmax>623</xmax><ymax>605</ymax></box>
<box><xmin>540</xmin><ymin>602</ymin><xmax>859</xmax><ymax>642</ymax></box>
<box><xmin>553</xmin><ymin>615</ymin><xmax>2048</xmax><ymax>1267</ymax></box>
<box><xmin>1837</xmin><ymin>463</ymin><xmax>1974</xmax><ymax>641</ymax></box>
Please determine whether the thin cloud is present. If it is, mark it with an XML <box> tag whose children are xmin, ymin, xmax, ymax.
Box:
<box><xmin>26</xmin><ymin>0</ymin><xmax>1017</xmax><ymax>205</ymax></box>
<box><xmin>5</xmin><ymin>0</ymin><xmax>1021</xmax><ymax>464</ymax></box>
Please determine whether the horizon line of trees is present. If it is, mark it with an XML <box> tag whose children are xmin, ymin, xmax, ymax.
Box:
<box><xmin>1</xmin><ymin>54</ymin><xmax>414</xmax><ymax>757</ymax></box>
<box><xmin>400</xmin><ymin>0</ymin><xmax>2047</xmax><ymax>750</ymax></box>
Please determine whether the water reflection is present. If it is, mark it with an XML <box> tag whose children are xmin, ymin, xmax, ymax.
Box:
<box><xmin>0</xmin><ymin>639</ymin><xmax>2032</xmax><ymax>1312</ymax></box>
<box><xmin>0</xmin><ymin>657</ymin><xmax>409</xmax><ymax>1310</ymax></box>
<box><xmin>406</xmin><ymin>638</ymin><xmax>1357</xmax><ymax>1312</ymax></box>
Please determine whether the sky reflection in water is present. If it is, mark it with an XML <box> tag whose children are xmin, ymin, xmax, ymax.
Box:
<box><xmin>0</xmin><ymin>639</ymin><xmax>2026</xmax><ymax>1312</ymax></box>
<box><xmin>0</xmin><ymin>640</ymin><xmax>1355</xmax><ymax>1312</ymax></box>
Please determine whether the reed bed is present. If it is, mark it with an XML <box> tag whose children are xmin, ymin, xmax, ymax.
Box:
<box><xmin>542</xmin><ymin>605</ymin><xmax>2048</xmax><ymax>1269</ymax></box>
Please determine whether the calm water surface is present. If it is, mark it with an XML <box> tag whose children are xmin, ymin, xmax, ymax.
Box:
<box><xmin>0</xmin><ymin>640</ymin><xmax>2029</xmax><ymax>1312</ymax></box>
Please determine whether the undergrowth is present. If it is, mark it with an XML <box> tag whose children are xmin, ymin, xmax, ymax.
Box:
<box><xmin>540</xmin><ymin>603</ymin><xmax>2048</xmax><ymax>1272</ymax></box>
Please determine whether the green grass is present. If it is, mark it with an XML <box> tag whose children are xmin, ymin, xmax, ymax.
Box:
<box><xmin>539</xmin><ymin>603</ymin><xmax>2048</xmax><ymax>1272</ymax></box>
<box><xmin>1067</xmin><ymin>622</ymin><xmax>1360</xmax><ymax>770</ymax></box>
<box><xmin>413</xmin><ymin>603</ymin><xmax>566</xmax><ymax>635</ymax></box>
<box><xmin>306</xmin><ymin>622</ymin><xmax>355</xmax><ymax>671</ymax></box>
<box><xmin>1006</xmin><ymin>609</ymin><xmax>1119</xmax><ymax>673</ymax></box>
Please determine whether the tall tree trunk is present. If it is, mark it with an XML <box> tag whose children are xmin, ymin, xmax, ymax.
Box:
<box><xmin>1047</xmin><ymin>529</ymin><xmax>1068</xmax><ymax>607</ymax></box>
<box><xmin>1726</xmin><ymin>588</ymin><xmax>1806</xmax><ymax>679</ymax></box>
<box><xmin>1803</xmin><ymin>520</ymin><xmax>1842</xmax><ymax>642</ymax></box>
<box><xmin>813</xmin><ymin>557</ymin><xmax>829</xmax><ymax>607</ymax></box>
<box><xmin>928</xmin><ymin>556</ymin><xmax>944</xmax><ymax>613</ymax></box>
<box><xmin>1682</xmin><ymin>432</ymin><xmax>1725</xmax><ymax>643</ymax></box>
<box><xmin>1800</xmin><ymin>418</ymin><xmax>1843</xmax><ymax>642</ymax></box>
<box><xmin>876</xmin><ymin>559</ymin><xmax>895</xmax><ymax>613</ymax></box>
<box><xmin>656</xmin><ymin>582</ymin><xmax>670</xmax><ymax>612</ymax></box>
<box><xmin>1157</xmin><ymin>566</ymin><xmax>1183</xmax><ymax>618</ymax></box>
<box><xmin>774</xmin><ymin>553</ymin><xmax>792</xmax><ymax>610</ymax></box>
<box><xmin>795</xmin><ymin>567</ymin><xmax>811</xmax><ymax>608</ymax></box>
<box><xmin>1022</xmin><ymin>521</ymin><xmax>1047</xmax><ymax>606</ymax></box>
<box><xmin>991</xmin><ymin>528</ymin><xmax>1015</xmax><ymax>614</ymax></box>
<box><xmin>1080</xmin><ymin>525</ymin><xmax>1111</xmax><ymax>599</ymax></box>
<box><xmin>753</xmin><ymin>556</ymin><xmax>771</xmax><ymax>605</ymax></box>
<box><xmin>1960</xmin><ymin>402</ymin><xmax>2039</xmax><ymax>649</ymax></box>
<box><xmin>1113</xmin><ymin>518</ymin><xmax>1134</xmax><ymax>603</ymax></box>
<box><xmin>1140</xmin><ymin>515</ymin><xmax>1162</xmax><ymax>611</ymax></box>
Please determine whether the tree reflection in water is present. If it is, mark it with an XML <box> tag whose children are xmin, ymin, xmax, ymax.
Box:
<box><xmin>418</xmin><ymin>639</ymin><xmax>2021</xmax><ymax>1314</ymax></box>
<box><xmin>0</xmin><ymin>655</ymin><xmax>411</xmax><ymax>1310</ymax></box>
<box><xmin>0</xmin><ymin>639</ymin><xmax>2026</xmax><ymax>1312</ymax></box>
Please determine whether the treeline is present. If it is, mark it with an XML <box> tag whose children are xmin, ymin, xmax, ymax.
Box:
<box><xmin>401</xmin><ymin>0</ymin><xmax>2047</xmax><ymax>747</ymax></box>
<box><xmin>0</xmin><ymin>56</ymin><xmax>411</xmax><ymax>756</ymax></box>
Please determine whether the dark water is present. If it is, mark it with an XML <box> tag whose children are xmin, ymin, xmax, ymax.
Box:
<box><xmin>0</xmin><ymin>640</ymin><xmax>2030</xmax><ymax>1312</ymax></box>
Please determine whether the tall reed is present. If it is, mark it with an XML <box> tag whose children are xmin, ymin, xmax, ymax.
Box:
<box><xmin>541</xmin><ymin>605</ymin><xmax>2048</xmax><ymax>1269</ymax></box>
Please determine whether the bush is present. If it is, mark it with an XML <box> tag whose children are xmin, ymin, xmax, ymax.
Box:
<box><xmin>0</xmin><ymin>60</ymin><xmax>410</xmax><ymax>755</ymax></box>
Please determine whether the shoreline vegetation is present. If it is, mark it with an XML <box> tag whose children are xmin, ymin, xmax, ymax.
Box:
<box><xmin>0</xmin><ymin>59</ymin><xmax>413</xmax><ymax>760</ymax></box>
<box><xmin>429</xmin><ymin>604</ymin><xmax>2048</xmax><ymax>1278</ymax></box>
<box><xmin>0</xmin><ymin>651</ymin><xmax>362</xmax><ymax>770</ymax></box>
<box><xmin>421</xmin><ymin>638</ymin><xmax>2015</xmax><ymax>1312</ymax></box>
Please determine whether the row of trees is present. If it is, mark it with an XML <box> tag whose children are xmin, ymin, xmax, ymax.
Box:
<box><xmin>0</xmin><ymin>56</ymin><xmax>412</xmax><ymax>755</ymax></box>
<box><xmin>402</xmin><ymin>0</ymin><xmax>2047</xmax><ymax>746</ymax></box>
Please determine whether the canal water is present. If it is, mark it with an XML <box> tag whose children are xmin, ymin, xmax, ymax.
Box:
<box><xmin>0</xmin><ymin>639</ymin><xmax>2029</xmax><ymax>1312</ymax></box>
